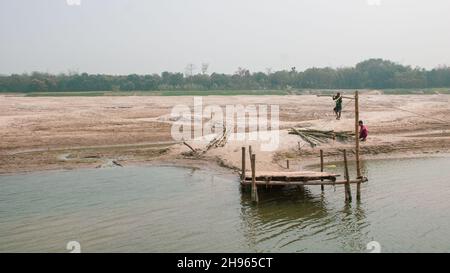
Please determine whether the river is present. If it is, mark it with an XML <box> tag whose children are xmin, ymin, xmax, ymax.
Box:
<box><xmin>1</xmin><ymin>157</ymin><xmax>450</xmax><ymax>252</ymax></box>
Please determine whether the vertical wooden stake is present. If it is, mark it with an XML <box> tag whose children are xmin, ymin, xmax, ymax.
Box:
<box><xmin>241</xmin><ymin>147</ymin><xmax>246</xmax><ymax>181</ymax></box>
<box><xmin>251</xmin><ymin>154</ymin><xmax>259</xmax><ymax>203</ymax></box>
<box><xmin>343</xmin><ymin>149</ymin><xmax>352</xmax><ymax>202</ymax></box>
<box><xmin>286</xmin><ymin>160</ymin><xmax>290</xmax><ymax>169</ymax></box>
<box><xmin>355</xmin><ymin>91</ymin><xmax>361</xmax><ymax>200</ymax></box>
<box><xmin>320</xmin><ymin>149</ymin><xmax>324</xmax><ymax>191</ymax></box>
<box><xmin>248</xmin><ymin>145</ymin><xmax>252</xmax><ymax>163</ymax></box>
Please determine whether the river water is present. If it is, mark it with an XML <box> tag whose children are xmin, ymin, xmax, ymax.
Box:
<box><xmin>1</xmin><ymin>157</ymin><xmax>450</xmax><ymax>252</ymax></box>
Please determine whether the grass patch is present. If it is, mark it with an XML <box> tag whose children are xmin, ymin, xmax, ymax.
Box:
<box><xmin>24</xmin><ymin>90</ymin><xmax>288</xmax><ymax>97</ymax></box>
<box><xmin>155</xmin><ymin>90</ymin><xmax>288</xmax><ymax>96</ymax></box>
<box><xmin>18</xmin><ymin>88</ymin><xmax>450</xmax><ymax>97</ymax></box>
<box><xmin>381</xmin><ymin>88</ymin><xmax>450</xmax><ymax>95</ymax></box>
<box><xmin>26</xmin><ymin>91</ymin><xmax>108</xmax><ymax>97</ymax></box>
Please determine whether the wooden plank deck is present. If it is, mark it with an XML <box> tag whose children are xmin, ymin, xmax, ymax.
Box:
<box><xmin>241</xmin><ymin>178</ymin><xmax>367</xmax><ymax>186</ymax></box>
<box><xmin>242</xmin><ymin>171</ymin><xmax>340</xmax><ymax>182</ymax></box>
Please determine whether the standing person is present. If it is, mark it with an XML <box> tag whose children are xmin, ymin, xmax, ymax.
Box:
<box><xmin>333</xmin><ymin>92</ymin><xmax>343</xmax><ymax>120</ymax></box>
<box><xmin>359</xmin><ymin>120</ymin><xmax>368</xmax><ymax>141</ymax></box>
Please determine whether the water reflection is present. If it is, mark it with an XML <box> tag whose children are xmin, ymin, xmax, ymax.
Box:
<box><xmin>238</xmin><ymin>185</ymin><xmax>369</xmax><ymax>252</ymax></box>
<box><xmin>333</xmin><ymin>202</ymin><xmax>370</xmax><ymax>252</ymax></box>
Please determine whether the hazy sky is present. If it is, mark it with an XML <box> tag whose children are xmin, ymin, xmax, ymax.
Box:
<box><xmin>1</xmin><ymin>0</ymin><xmax>449</xmax><ymax>75</ymax></box>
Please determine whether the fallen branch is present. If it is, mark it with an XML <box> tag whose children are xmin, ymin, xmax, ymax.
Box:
<box><xmin>182</xmin><ymin>141</ymin><xmax>201</xmax><ymax>157</ymax></box>
<box><xmin>204</xmin><ymin>125</ymin><xmax>228</xmax><ymax>152</ymax></box>
<box><xmin>182</xmin><ymin>126</ymin><xmax>229</xmax><ymax>157</ymax></box>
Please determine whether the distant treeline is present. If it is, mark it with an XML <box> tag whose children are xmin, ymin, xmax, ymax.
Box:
<box><xmin>1</xmin><ymin>59</ymin><xmax>450</xmax><ymax>92</ymax></box>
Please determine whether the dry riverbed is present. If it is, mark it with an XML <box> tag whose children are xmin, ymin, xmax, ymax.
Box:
<box><xmin>0</xmin><ymin>94</ymin><xmax>449</xmax><ymax>174</ymax></box>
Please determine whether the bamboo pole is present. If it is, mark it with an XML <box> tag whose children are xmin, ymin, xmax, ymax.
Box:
<box><xmin>251</xmin><ymin>154</ymin><xmax>259</xmax><ymax>203</ymax></box>
<box><xmin>241</xmin><ymin>147</ymin><xmax>246</xmax><ymax>181</ymax></box>
<box><xmin>316</xmin><ymin>94</ymin><xmax>354</xmax><ymax>99</ymax></box>
<box><xmin>343</xmin><ymin>149</ymin><xmax>352</xmax><ymax>202</ymax></box>
<box><xmin>320</xmin><ymin>149</ymin><xmax>324</xmax><ymax>191</ymax></box>
<box><xmin>248</xmin><ymin>145</ymin><xmax>252</xmax><ymax>163</ymax></box>
<box><xmin>355</xmin><ymin>91</ymin><xmax>361</xmax><ymax>200</ymax></box>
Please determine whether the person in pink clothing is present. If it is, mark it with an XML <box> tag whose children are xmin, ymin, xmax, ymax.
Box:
<box><xmin>359</xmin><ymin>120</ymin><xmax>368</xmax><ymax>141</ymax></box>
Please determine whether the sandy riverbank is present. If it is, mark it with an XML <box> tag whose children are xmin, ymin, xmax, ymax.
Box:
<box><xmin>0</xmin><ymin>94</ymin><xmax>449</xmax><ymax>175</ymax></box>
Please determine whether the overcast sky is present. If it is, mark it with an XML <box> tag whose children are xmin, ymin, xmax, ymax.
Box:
<box><xmin>1</xmin><ymin>0</ymin><xmax>449</xmax><ymax>75</ymax></box>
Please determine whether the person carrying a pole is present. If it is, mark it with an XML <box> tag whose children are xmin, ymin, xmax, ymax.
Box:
<box><xmin>333</xmin><ymin>92</ymin><xmax>343</xmax><ymax>120</ymax></box>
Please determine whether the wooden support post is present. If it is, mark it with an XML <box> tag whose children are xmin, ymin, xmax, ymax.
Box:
<box><xmin>355</xmin><ymin>91</ymin><xmax>362</xmax><ymax>200</ymax></box>
<box><xmin>343</xmin><ymin>149</ymin><xmax>352</xmax><ymax>202</ymax></box>
<box><xmin>248</xmin><ymin>145</ymin><xmax>252</xmax><ymax>163</ymax></box>
<box><xmin>251</xmin><ymin>154</ymin><xmax>259</xmax><ymax>203</ymax></box>
<box><xmin>320</xmin><ymin>149</ymin><xmax>324</xmax><ymax>191</ymax></box>
<box><xmin>241</xmin><ymin>147</ymin><xmax>246</xmax><ymax>181</ymax></box>
<box><xmin>286</xmin><ymin>160</ymin><xmax>290</xmax><ymax>169</ymax></box>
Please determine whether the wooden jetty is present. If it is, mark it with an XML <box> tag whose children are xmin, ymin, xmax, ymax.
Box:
<box><xmin>242</xmin><ymin>171</ymin><xmax>339</xmax><ymax>183</ymax></box>
<box><xmin>240</xmin><ymin>147</ymin><xmax>368</xmax><ymax>203</ymax></box>
<box><xmin>241</xmin><ymin>171</ymin><xmax>367</xmax><ymax>187</ymax></box>
<box><xmin>240</xmin><ymin>91</ymin><xmax>368</xmax><ymax>203</ymax></box>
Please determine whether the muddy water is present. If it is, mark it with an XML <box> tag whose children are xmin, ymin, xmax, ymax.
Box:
<box><xmin>1</xmin><ymin>157</ymin><xmax>450</xmax><ymax>253</ymax></box>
